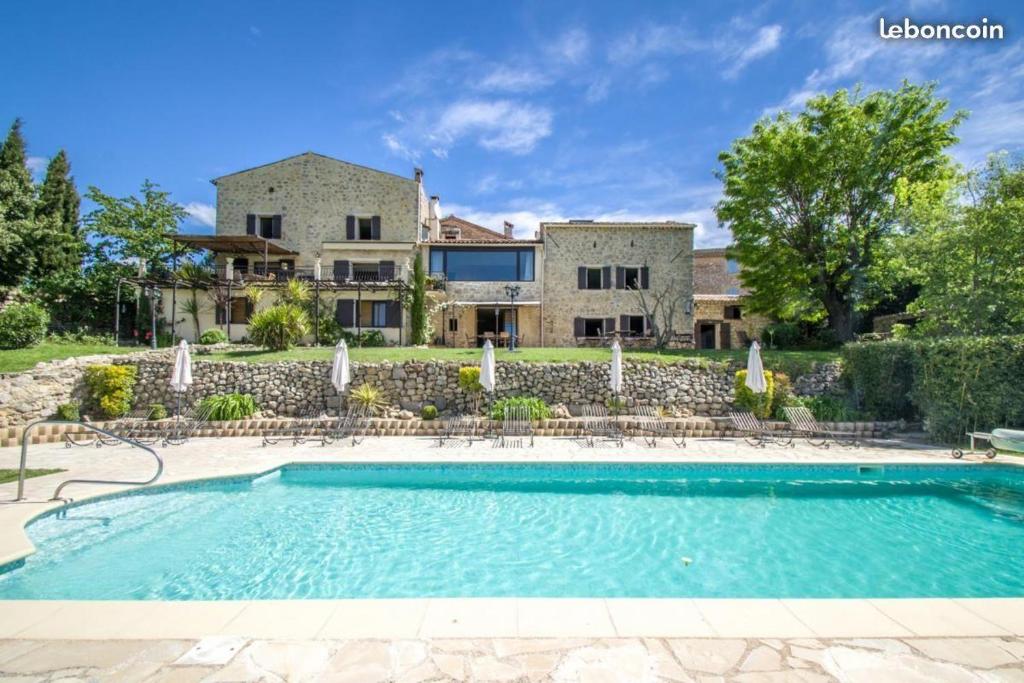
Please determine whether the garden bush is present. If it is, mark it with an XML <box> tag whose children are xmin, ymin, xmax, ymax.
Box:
<box><xmin>841</xmin><ymin>340</ymin><xmax>917</xmax><ymax>420</ymax></box>
<box><xmin>54</xmin><ymin>402</ymin><xmax>79</xmax><ymax>421</ymax></box>
<box><xmin>490</xmin><ymin>396</ymin><xmax>551</xmax><ymax>421</ymax></box>
<box><xmin>734</xmin><ymin>369</ymin><xmax>775</xmax><ymax>419</ymax></box>
<box><xmin>84</xmin><ymin>364</ymin><xmax>137</xmax><ymax>418</ymax></box>
<box><xmin>198</xmin><ymin>393</ymin><xmax>257</xmax><ymax>421</ymax></box>
<box><xmin>199</xmin><ymin>328</ymin><xmax>229</xmax><ymax>345</ymax></box>
<box><xmin>762</xmin><ymin>322</ymin><xmax>801</xmax><ymax>349</ymax></box>
<box><xmin>147</xmin><ymin>404</ymin><xmax>168</xmax><ymax>420</ymax></box>
<box><xmin>420</xmin><ymin>404</ymin><xmax>438</xmax><ymax>420</ymax></box>
<box><xmin>458</xmin><ymin>366</ymin><xmax>483</xmax><ymax>393</ymax></box>
<box><xmin>0</xmin><ymin>302</ymin><xmax>50</xmax><ymax>349</ymax></box>
<box><xmin>247</xmin><ymin>304</ymin><xmax>310</xmax><ymax>351</ymax></box>
<box><xmin>349</xmin><ymin>383</ymin><xmax>385</xmax><ymax>414</ymax></box>
<box><xmin>49</xmin><ymin>330</ymin><xmax>115</xmax><ymax>345</ymax></box>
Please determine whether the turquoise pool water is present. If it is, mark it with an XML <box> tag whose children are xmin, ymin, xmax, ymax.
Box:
<box><xmin>1</xmin><ymin>463</ymin><xmax>1023</xmax><ymax>600</ymax></box>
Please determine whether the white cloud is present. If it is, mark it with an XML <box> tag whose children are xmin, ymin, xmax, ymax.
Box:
<box><xmin>608</xmin><ymin>23</ymin><xmax>700</xmax><ymax>65</ymax></box>
<box><xmin>382</xmin><ymin>133</ymin><xmax>419</xmax><ymax>161</ymax></box>
<box><xmin>445</xmin><ymin>202</ymin><xmax>567</xmax><ymax>239</ymax></box>
<box><xmin>723</xmin><ymin>24</ymin><xmax>782</xmax><ymax>79</ymax></box>
<box><xmin>435</xmin><ymin>100</ymin><xmax>553</xmax><ymax>155</ymax></box>
<box><xmin>547</xmin><ymin>27</ymin><xmax>590</xmax><ymax>65</ymax></box>
<box><xmin>249</xmin><ymin>25</ymin><xmax>262</xmax><ymax>38</ymax></box>
<box><xmin>478</xmin><ymin>65</ymin><xmax>553</xmax><ymax>93</ymax></box>
<box><xmin>26</xmin><ymin>156</ymin><xmax>47</xmax><ymax>174</ymax></box>
<box><xmin>185</xmin><ymin>202</ymin><xmax>216</xmax><ymax>228</ymax></box>
<box><xmin>584</xmin><ymin>77</ymin><xmax>611</xmax><ymax>103</ymax></box>
<box><xmin>473</xmin><ymin>173</ymin><xmax>524</xmax><ymax>194</ymax></box>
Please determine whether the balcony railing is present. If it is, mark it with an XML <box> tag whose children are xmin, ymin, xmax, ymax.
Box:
<box><xmin>210</xmin><ymin>264</ymin><xmax>407</xmax><ymax>284</ymax></box>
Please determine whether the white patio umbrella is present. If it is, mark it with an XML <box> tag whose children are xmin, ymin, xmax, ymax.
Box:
<box><xmin>480</xmin><ymin>339</ymin><xmax>496</xmax><ymax>393</ymax></box>
<box><xmin>609</xmin><ymin>339</ymin><xmax>623</xmax><ymax>416</ymax></box>
<box><xmin>331</xmin><ymin>339</ymin><xmax>351</xmax><ymax>394</ymax></box>
<box><xmin>169</xmin><ymin>339</ymin><xmax>193</xmax><ymax>417</ymax></box>
<box><xmin>745</xmin><ymin>340</ymin><xmax>767</xmax><ymax>393</ymax></box>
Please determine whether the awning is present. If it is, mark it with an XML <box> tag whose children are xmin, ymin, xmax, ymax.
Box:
<box><xmin>172</xmin><ymin>234</ymin><xmax>299</xmax><ymax>256</ymax></box>
<box><xmin>448</xmin><ymin>300</ymin><xmax>541</xmax><ymax>306</ymax></box>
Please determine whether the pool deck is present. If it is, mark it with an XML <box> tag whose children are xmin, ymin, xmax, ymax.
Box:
<box><xmin>1</xmin><ymin>436</ymin><xmax>1023</xmax><ymax>681</ymax></box>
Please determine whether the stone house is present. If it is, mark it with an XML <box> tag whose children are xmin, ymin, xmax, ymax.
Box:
<box><xmin>158</xmin><ymin>152</ymin><xmax>699</xmax><ymax>348</ymax></box>
<box><xmin>692</xmin><ymin>248</ymin><xmax>769</xmax><ymax>349</ymax></box>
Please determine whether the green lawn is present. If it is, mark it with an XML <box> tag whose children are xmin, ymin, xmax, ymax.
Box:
<box><xmin>204</xmin><ymin>346</ymin><xmax>838</xmax><ymax>373</ymax></box>
<box><xmin>0</xmin><ymin>342</ymin><xmax>122</xmax><ymax>374</ymax></box>
<box><xmin>0</xmin><ymin>469</ymin><xmax>65</xmax><ymax>485</ymax></box>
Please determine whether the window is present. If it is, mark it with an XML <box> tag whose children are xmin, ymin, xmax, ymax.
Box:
<box><xmin>429</xmin><ymin>248</ymin><xmax>535</xmax><ymax>281</ymax></box>
<box><xmin>625</xmin><ymin>315</ymin><xmax>645</xmax><ymax>336</ymax></box>
<box><xmin>583</xmin><ymin>318</ymin><xmax>605</xmax><ymax>336</ymax></box>
<box><xmin>259</xmin><ymin>216</ymin><xmax>274</xmax><ymax>238</ymax></box>
<box><xmin>725</xmin><ymin>305</ymin><xmax>743</xmax><ymax>320</ymax></box>
<box><xmin>622</xmin><ymin>267</ymin><xmax>640</xmax><ymax>289</ymax></box>
<box><xmin>420</xmin><ymin>225</ymin><xmax>430</xmax><ymax>241</ymax></box>
<box><xmin>726</xmin><ymin>259</ymin><xmax>740</xmax><ymax>274</ymax></box>
<box><xmin>358</xmin><ymin>217</ymin><xmax>373</xmax><ymax>240</ymax></box>
<box><xmin>447</xmin><ymin>318</ymin><xmax>459</xmax><ymax>332</ymax></box>
<box><xmin>727</xmin><ymin>287</ymin><xmax>740</xmax><ymax>296</ymax></box>
<box><xmin>371</xmin><ymin>301</ymin><xmax>388</xmax><ymax>327</ymax></box>
<box><xmin>585</xmin><ymin>267</ymin><xmax>603</xmax><ymax>289</ymax></box>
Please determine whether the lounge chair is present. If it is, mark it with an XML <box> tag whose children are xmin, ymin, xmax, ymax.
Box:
<box><xmin>163</xmin><ymin>403</ymin><xmax>214</xmax><ymax>446</ymax></box>
<box><xmin>64</xmin><ymin>407</ymin><xmax>162</xmax><ymax>448</ymax></box>
<box><xmin>632</xmin><ymin>405</ymin><xmax>685</xmax><ymax>448</ymax></box>
<box><xmin>262</xmin><ymin>406</ymin><xmax>326</xmax><ymax>446</ymax></box>
<box><xmin>783</xmin><ymin>406</ymin><xmax>858</xmax><ymax>448</ymax></box>
<box><xmin>438</xmin><ymin>414</ymin><xmax>478</xmax><ymax>446</ymax></box>
<box><xmin>579</xmin><ymin>404</ymin><xmax>624</xmax><ymax>447</ymax></box>
<box><xmin>728</xmin><ymin>411</ymin><xmax>792</xmax><ymax>448</ymax></box>
<box><xmin>321</xmin><ymin>404</ymin><xmax>369</xmax><ymax>446</ymax></box>
<box><xmin>499</xmin><ymin>404</ymin><xmax>534</xmax><ymax>447</ymax></box>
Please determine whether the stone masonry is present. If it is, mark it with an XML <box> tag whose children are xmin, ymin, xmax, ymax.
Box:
<box><xmin>540</xmin><ymin>222</ymin><xmax>695</xmax><ymax>347</ymax></box>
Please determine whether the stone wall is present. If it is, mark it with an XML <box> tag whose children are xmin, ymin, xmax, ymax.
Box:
<box><xmin>693</xmin><ymin>248</ymin><xmax>744</xmax><ymax>295</ymax></box>
<box><xmin>792</xmin><ymin>362</ymin><xmax>843</xmax><ymax>396</ymax></box>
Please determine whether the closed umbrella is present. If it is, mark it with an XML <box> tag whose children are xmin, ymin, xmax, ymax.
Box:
<box><xmin>480</xmin><ymin>339</ymin><xmax>496</xmax><ymax>393</ymax></box>
<box><xmin>610</xmin><ymin>340</ymin><xmax>623</xmax><ymax>414</ymax></box>
<box><xmin>169</xmin><ymin>339</ymin><xmax>193</xmax><ymax>417</ymax></box>
<box><xmin>745</xmin><ymin>341</ymin><xmax>767</xmax><ymax>393</ymax></box>
<box><xmin>331</xmin><ymin>339</ymin><xmax>351</xmax><ymax>393</ymax></box>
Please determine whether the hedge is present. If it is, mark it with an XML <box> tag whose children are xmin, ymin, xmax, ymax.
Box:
<box><xmin>841</xmin><ymin>336</ymin><xmax>1024</xmax><ymax>442</ymax></box>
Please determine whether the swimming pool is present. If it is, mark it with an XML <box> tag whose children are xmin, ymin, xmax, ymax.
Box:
<box><xmin>1</xmin><ymin>462</ymin><xmax>1022</xmax><ymax>600</ymax></box>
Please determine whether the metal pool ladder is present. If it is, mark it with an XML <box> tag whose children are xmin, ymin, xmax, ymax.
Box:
<box><xmin>16</xmin><ymin>419</ymin><xmax>164</xmax><ymax>503</ymax></box>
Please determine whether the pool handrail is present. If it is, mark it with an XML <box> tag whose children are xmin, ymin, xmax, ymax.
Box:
<box><xmin>16</xmin><ymin>419</ymin><xmax>164</xmax><ymax>502</ymax></box>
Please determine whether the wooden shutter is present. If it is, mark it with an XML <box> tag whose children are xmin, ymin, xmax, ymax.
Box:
<box><xmin>245</xmin><ymin>299</ymin><xmax>254</xmax><ymax>321</ymax></box>
<box><xmin>620</xmin><ymin>315</ymin><xmax>629</xmax><ymax>333</ymax></box>
<box><xmin>271</xmin><ymin>215</ymin><xmax>282</xmax><ymax>239</ymax></box>
<box><xmin>371</xmin><ymin>215</ymin><xmax>382</xmax><ymax>240</ymax></box>
<box><xmin>246</xmin><ymin>214</ymin><xmax>256</xmax><ymax>235</ymax></box>
<box><xmin>333</xmin><ymin>260</ymin><xmax>349</xmax><ymax>282</ymax></box>
<box><xmin>602</xmin><ymin>266</ymin><xmax>612</xmax><ymax>289</ymax></box>
<box><xmin>345</xmin><ymin>215</ymin><xmax>355</xmax><ymax>240</ymax></box>
<box><xmin>574</xmin><ymin>317</ymin><xmax>584</xmax><ymax>337</ymax></box>
<box><xmin>379</xmin><ymin>260</ymin><xmax>395</xmax><ymax>281</ymax></box>
<box><xmin>385</xmin><ymin>301</ymin><xmax>401</xmax><ymax>327</ymax></box>
<box><xmin>577</xmin><ymin>267</ymin><xmax>586</xmax><ymax>289</ymax></box>
<box><xmin>604</xmin><ymin>317</ymin><xmax>616</xmax><ymax>334</ymax></box>
<box><xmin>720</xmin><ymin>323</ymin><xmax>732</xmax><ymax>350</ymax></box>
<box><xmin>640</xmin><ymin>266</ymin><xmax>650</xmax><ymax>289</ymax></box>
<box><xmin>336</xmin><ymin>300</ymin><xmax>355</xmax><ymax>327</ymax></box>
<box><xmin>615</xmin><ymin>267</ymin><xmax>625</xmax><ymax>289</ymax></box>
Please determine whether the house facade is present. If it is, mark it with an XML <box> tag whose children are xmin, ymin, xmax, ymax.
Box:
<box><xmin>161</xmin><ymin>152</ymin><xmax>699</xmax><ymax>348</ymax></box>
<box><xmin>692</xmin><ymin>248</ymin><xmax>769</xmax><ymax>349</ymax></box>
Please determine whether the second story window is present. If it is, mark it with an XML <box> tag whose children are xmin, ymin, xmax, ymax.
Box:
<box><xmin>358</xmin><ymin>218</ymin><xmax>373</xmax><ymax>240</ymax></box>
<box><xmin>726</xmin><ymin>259</ymin><xmax>740</xmax><ymax>274</ymax></box>
<box><xmin>346</xmin><ymin>215</ymin><xmax>381</xmax><ymax>240</ymax></box>
<box><xmin>585</xmin><ymin>267</ymin><xmax>603</xmax><ymax>289</ymax></box>
<box><xmin>259</xmin><ymin>216</ymin><xmax>274</xmax><ymax>238</ymax></box>
<box><xmin>246</xmin><ymin>213</ymin><xmax>281</xmax><ymax>239</ymax></box>
<box><xmin>429</xmin><ymin>247</ymin><xmax>535</xmax><ymax>281</ymax></box>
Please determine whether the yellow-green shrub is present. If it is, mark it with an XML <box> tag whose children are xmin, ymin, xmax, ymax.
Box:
<box><xmin>734</xmin><ymin>369</ymin><xmax>775</xmax><ymax>419</ymax></box>
<box><xmin>84</xmin><ymin>365</ymin><xmax>137</xmax><ymax>418</ymax></box>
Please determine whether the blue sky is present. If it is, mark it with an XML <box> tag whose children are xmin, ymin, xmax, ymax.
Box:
<box><xmin>3</xmin><ymin>0</ymin><xmax>1022</xmax><ymax>246</ymax></box>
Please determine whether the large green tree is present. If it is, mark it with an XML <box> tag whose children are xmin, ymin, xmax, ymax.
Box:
<box><xmin>30</xmin><ymin>150</ymin><xmax>83</xmax><ymax>278</ymax></box>
<box><xmin>715</xmin><ymin>83</ymin><xmax>964</xmax><ymax>341</ymax></box>
<box><xmin>85</xmin><ymin>179</ymin><xmax>187</xmax><ymax>273</ymax></box>
<box><xmin>899</xmin><ymin>155</ymin><xmax>1024</xmax><ymax>336</ymax></box>
<box><xmin>0</xmin><ymin>119</ymin><xmax>36</xmax><ymax>287</ymax></box>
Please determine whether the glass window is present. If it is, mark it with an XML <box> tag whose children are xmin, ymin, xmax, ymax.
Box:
<box><xmin>358</xmin><ymin>217</ymin><xmax>373</xmax><ymax>240</ymax></box>
<box><xmin>626</xmin><ymin>315</ymin><xmax>645</xmax><ymax>335</ymax></box>
<box><xmin>429</xmin><ymin>249</ymin><xmax>444</xmax><ymax>275</ymax></box>
<box><xmin>259</xmin><ymin>216</ymin><xmax>274</xmax><ymax>238</ymax></box>
<box><xmin>726</xmin><ymin>259</ymin><xmax>740</xmax><ymax>274</ymax></box>
<box><xmin>586</xmin><ymin>267</ymin><xmax>602</xmax><ymax>289</ymax></box>
<box><xmin>430</xmin><ymin>248</ymin><xmax>535</xmax><ymax>281</ymax></box>
<box><xmin>583</xmin><ymin>318</ymin><xmax>605</xmax><ymax>336</ymax></box>
<box><xmin>623</xmin><ymin>267</ymin><xmax>640</xmax><ymax>289</ymax></box>
<box><xmin>372</xmin><ymin>302</ymin><xmax>388</xmax><ymax>327</ymax></box>
<box><xmin>518</xmin><ymin>250</ymin><xmax>534</xmax><ymax>281</ymax></box>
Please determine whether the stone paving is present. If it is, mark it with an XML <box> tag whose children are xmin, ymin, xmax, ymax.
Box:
<box><xmin>2</xmin><ymin>635</ymin><xmax>1024</xmax><ymax>682</ymax></box>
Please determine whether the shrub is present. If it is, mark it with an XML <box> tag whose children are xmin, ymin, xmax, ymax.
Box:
<box><xmin>199</xmin><ymin>328</ymin><xmax>229</xmax><ymax>345</ymax></box>
<box><xmin>490</xmin><ymin>396</ymin><xmax>551</xmax><ymax>421</ymax></box>
<box><xmin>342</xmin><ymin>329</ymin><xmax>386</xmax><ymax>347</ymax></box>
<box><xmin>769</xmin><ymin>372</ymin><xmax>796</xmax><ymax>420</ymax></box>
<box><xmin>199</xmin><ymin>393</ymin><xmax>257</xmax><ymax>421</ymax></box>
<box><xmin>421</xmin><ymin>404</ymin><xmax>438</xmax><ymax>420</ymax></box>
<box><xmin>804</xmin><ymin>395</ymin><xmax>855</xmax><ymax>422</ymax></box>
<box><xmin>247</xmin><ymin>304</ymin><xmax>311</xmax><ymax>351</ymax></box>
<box><xmin>55</xmin><ymin>402</ymin><xmax>79</xmax><ymax>421</ymax></box>
<box><xmin>349</xmin><ymin>383</ymin><xmax>385</xmax><ymax>414</ymax></box>
<box><xmin>458</xmin><ymin>367</ymin><xmax>483</xmax><ymax>393</ymax></box>
<box><xmin>49</xmin><ymin>330</ymin><xmax>115</xmax><ymax>345</ymax></box>
<box><xmin>841</xmin><ymin>340</ymin><xmax>917</xmax><ymax>420</ymax></box>
<box><xmin>147</xmin><ymin>404</ymin><xmax>168</xmax><ymax>420</ymax></box>
<box><xmin>84</xmin><ymin>364</ymin><xmax>137</xmax><ymax>418</ymax></box>
<box><xmin>734</xmin><ymin>369</ymin><xmax>775</xmax><ymax>419</ymax></box>
<box><xmin>0</xmin><ymin>302</ymin><xmax>50</xmax><ymax>349</ymax></box>
<box><xmin>763</xmin><ymin>322</ymin><xmax>801</xmax><ymax>349</ymax></box>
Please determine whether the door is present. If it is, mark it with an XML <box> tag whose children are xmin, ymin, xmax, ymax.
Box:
<box><xmin>698</xmin><ymin>323</ymin><xmax>717</xmax><ymax>349</ymax></box>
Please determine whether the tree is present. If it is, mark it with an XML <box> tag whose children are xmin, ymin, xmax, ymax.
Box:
<box><xmin>715</xmin><ymin>83</ymin><xmax>964</xmax><ymax>341</ymax></box>
<box><xmin>409</xmin><ymin>252</ymin><xmax>427</xmax><ymax>345</ymax></box>
<box><xmin>900</xmin><ymin>155</ymin><xmax>1024</xmax><ymax>336</ymax></box>
<box><xmin>629</xmin><ymin>279</ymin><xmax>688</xmax><ymax>349</ymax></box>
<box><xmin>30</xmin><ymin>150</ymin><xmax>83</xmax><ymax>279</ymax></box>
<box><xmin>0</xmin><ymin>119</ymin><xmax>36</xmax><ymax>287</ymax></box>
<box><xmin>85</xmin><ymin>180</ymin><xmax>187</xmax><ymax>273</ymax></box>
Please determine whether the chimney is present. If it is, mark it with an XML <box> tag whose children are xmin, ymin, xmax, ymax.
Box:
<box><xmin>428</xmin><ymin>195</ymin><xmax>442</xmax><ymax>240</ymax></box>
<box><xmin>503</xmin><ymin>221</ymin><xmax>514</xmax><ymax>239</ymax></box>
<box><xmin>413</xmin><ymin>167</ymin><xmax>424</xmax><ymax>183</ymax></box>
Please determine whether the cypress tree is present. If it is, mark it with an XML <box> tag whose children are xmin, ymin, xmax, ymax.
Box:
<box><xmin>38</xmin><ymin>149</ymin><xmax>80</xmax><ymax>235</ymax></box>
<box><xmin>33</xmin><ymin>149</ymin><xmax>83</xmax><ymax>277</ymax></box>
<box><xmin>0</xmin><ymin>119</ymin><xmax>36</xmax><ymax>286</ymax></box>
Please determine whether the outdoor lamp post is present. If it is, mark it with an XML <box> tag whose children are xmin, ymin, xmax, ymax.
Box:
<box><xmin>143</xmin><ymin>284</ymin><xmax>159</xmax><ymax>350</ymax></box>
<box><xmin>504</xmin><ymin>284</ymin><xmax>521</xmax><ymax>352</ymax></box>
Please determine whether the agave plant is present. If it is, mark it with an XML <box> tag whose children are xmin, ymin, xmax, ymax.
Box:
<box><xmin>348</xmin><ymin>383</ymin><xmax>386</xmax><ymax>414</ymax></box>
<box><xmin>246</xmin><ymin>304</ymin><xmax>311</xmax><ymax>351</ymax></box>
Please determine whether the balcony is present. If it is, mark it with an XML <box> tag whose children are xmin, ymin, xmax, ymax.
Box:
<box><xmin>211</xmin><ymin>263</ymin><xmax>408</xmax><ymax>285</ymax></box>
